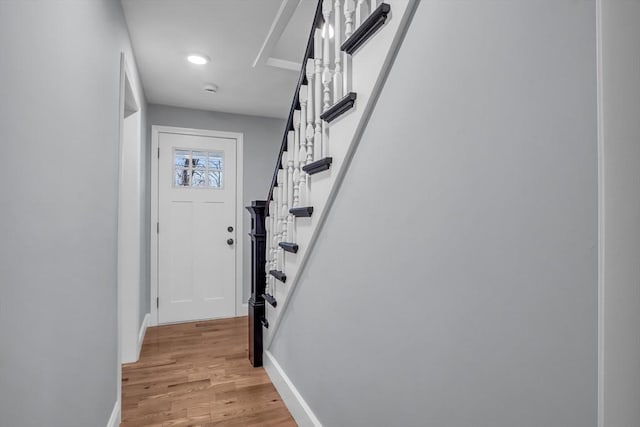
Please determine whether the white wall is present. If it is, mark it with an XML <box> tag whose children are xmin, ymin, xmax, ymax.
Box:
<box><xmin>270</xmin><ymin>1</ymin><xmax>598</xmax><ymax>426</ymax></box>
<box><xmin>599</xmin><ymin>1</ymin><xmax>640</xmax><ymax>426</ymax></box>
<box><xmin>0</xmin><ymin>1</ymin><xmax>145</xmax><ymax>425</ymax></box>
<box><xmin>146</xmin><ymin>104</ymin><xmax>285</xmax><ymax>311</ymax></box>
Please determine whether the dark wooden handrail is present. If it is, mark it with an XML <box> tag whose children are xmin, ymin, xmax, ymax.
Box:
<box><xmin>266</xmin><ymin>0</ymin><xmax>324</xmax><ymax>213</ymax></box>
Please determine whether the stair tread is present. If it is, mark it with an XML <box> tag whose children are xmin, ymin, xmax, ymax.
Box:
<box><xmin>341</xmin><ymin>3</ymin><xmax>391</xmax><ymax>55</ymax></box>
<box><xmin>262</xmin><ymin>293</ymin><xmax>277</xmax><ymax>307</ymax></box>
<box><xmin>290</xmin><ymin>206</ymin><xmax>314</xmax><ymax>217</ymax></box>
<box><xmin>269</xmin><ymin>270</ymin><xmax>287</xmax><ymax>283</ymax></box>
<box><xmin>320</xmin><ymin>92</ymin><xmax>357</xmax><ymax>123</ymax></box>
<box><xmin>302</xmin><ymin>157</ymin><xmax>332</xmax><ymax>175</ymax></box>
<box><xmin>279</xmin><ymin>242</ymin><xmax>299</xmax><ymax>254</ymax></box>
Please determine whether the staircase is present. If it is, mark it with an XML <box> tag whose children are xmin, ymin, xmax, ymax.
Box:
<box><xmin>247</xmin><ymin>0</ymin><xmax>417</xmax><ymax>357</ymax></box>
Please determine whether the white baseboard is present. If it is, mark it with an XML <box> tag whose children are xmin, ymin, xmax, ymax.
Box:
<box><xmin>106</xmin><ymin>400</ymin><xmax>120</xmax><ymax>427</ymax></box>
<box><xmin>263</xmin><ymin>351</ymin><xmax>322</xmax><ymax>427</ymax></box>
<box><xmin>136</xmin><ymin>313</ymin><xmax>150</xmax><ymax>361</ymax></box>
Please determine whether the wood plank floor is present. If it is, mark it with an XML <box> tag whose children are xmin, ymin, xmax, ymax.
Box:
<box><xmin>121</xmin><ymin>316</ymin><xmax>296</xmax><ymax>427</ymax></box>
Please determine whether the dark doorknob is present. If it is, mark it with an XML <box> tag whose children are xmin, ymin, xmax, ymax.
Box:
<box><xmin>227</xmin><ymin>238</ymin><xmax>234</xmax><ymax>245</ymax></box>
<box><xmin>227</xmin><ymin>226</ymin><xmax>234</xmax><ymax>232</ymax></box>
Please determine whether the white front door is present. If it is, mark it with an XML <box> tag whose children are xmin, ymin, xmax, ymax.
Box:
<box><xmin>157</xmin><ymin>131</ymin><xmax>237</xmax><ymax>324</ymax></box>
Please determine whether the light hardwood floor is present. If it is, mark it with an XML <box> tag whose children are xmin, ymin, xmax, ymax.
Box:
<box><xmin>121</xmin><ymin>316</ymin><xmax>296</xmax><ymax>427</ymax></box>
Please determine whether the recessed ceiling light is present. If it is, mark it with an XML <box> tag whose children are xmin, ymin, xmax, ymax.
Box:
<box><xmin>187</xmin><ymin>54</ymin><xmax>210</xmax><ymax>65</ymax></box>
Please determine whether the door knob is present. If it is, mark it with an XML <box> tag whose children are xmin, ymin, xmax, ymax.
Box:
<box><xmin>227</xmin><ymin>226</ymin><xmax>234</xmax><ymax>232</ymax></box>
<box><xmin>227</xmin><ymin>238</ymin><xmax>234</xmax><ymax>245</ymax></box>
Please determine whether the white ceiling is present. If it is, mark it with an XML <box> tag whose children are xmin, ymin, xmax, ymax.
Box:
<box><xmin>121</xmin><ymin>0</ymin><xmax>317</xmax><ymax>119</ymax></box>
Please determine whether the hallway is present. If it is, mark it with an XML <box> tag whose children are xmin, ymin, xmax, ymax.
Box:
<box><xmin>121</xmin><ymin>317</ymin><xmax>295</xmax><ymax>426</ymax></box>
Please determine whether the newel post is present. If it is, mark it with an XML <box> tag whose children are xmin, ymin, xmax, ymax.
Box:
<box><xmin>246</xmin><ymin>200</ymin><xmax>267</xmax><ymax>367</ymax></box>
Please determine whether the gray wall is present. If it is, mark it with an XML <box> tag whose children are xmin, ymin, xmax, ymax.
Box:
<box><xmin>0</xmin><ymin>1</ymin><xmax>144</xmax><ymax>426</ymax></box>
<box><xmin>146</xmin><ymin>104</ymin><xmax>285</xmax><ymax>309</ymax></box>
<box><xmin>600</xmin><ymin>1</ymin><xmax>640</xmax><ymax>425</ymax></box>
<box><xmin>270</xmin><ymin>1</ymin><xmax>598</xmax><ymax>426</ymax></box>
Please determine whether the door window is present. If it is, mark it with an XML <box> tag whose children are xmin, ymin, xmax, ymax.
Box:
<box><xmin>173</xmin><ymin>149</ymin><xmax>224</xmax><ymax>188</ymax></box>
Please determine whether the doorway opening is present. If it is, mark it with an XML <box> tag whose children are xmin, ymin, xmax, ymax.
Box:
<box><xmin>115</xmin><ymin>54</ymin><xmax>145</xmax><ymax>425</ymax></box>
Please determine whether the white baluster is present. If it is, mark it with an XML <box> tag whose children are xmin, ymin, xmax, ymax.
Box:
<box><xmin>322</xmin><ymin>0</ymin><xmax>333</xmax><ymax>113</ymax></box>
<box><xmin>306</xmin><ymin>59</ymin><xmax>316</xmax><ymax>165</ymax></box>
<box><xmin>272</xmin><ymin>192</ymin><xmax>277</xmax><ymax>276</ymax></box>
<box><xmin>276</xmin><ymin>169</ymin><xmax>284</xmax><ymax>271</ymax></box>
<box><xmin>298</xmin><ymin>148</ymin><xmax>308</xmax><ymax>206</ymax></box>
<box><xmin>264</xmin><ymin>217</ymin><xmax>271</xmax><ymax>295</ymax></box>
<box><xmin>321</xmin><ymin>124</ymin><xmax>330</xmax><ymax>159</ymax></box>
<box><xmin>301</xmin><ymin>81</ymin><xmax>311</xmax><ymax>206</ymax></box>
<box><xmin>280</xmin><ymin>154</ymin><xmax>289</xmax><ymax>244</ymax></box>
<box><xmin>343</xmin><ymin>0</ymin><xmax>355</xmax><ymax>93</ymax></box>
<box><xmin>287</xmin><ymin>211</ymin><xmax>295</xmax><ymax>245</ymax></box>
<box><xmin>293</xmin><ymin>167</ymin><xmax>301</xmax><ymax>210</ymax></box>
<box><xmin>286</xmin><ymin>132</ymin><xmax>295</xmax><ymax>242</ymax></box>
<box><xmin>283</xmin><ymin>202</ymin><xmax>292</xmax><ymax>245</ymax></box>
<box><xmin>287</xmin><ymin>142</ymin><xmax>294</xmax><ymax>203</ymax></box>
<box><xmin>270</xmin><ymin>199</ymin><xmax>278</xmax><ymax>284</ymax></box>
<box><xmin>314</xmin><ymin>28</ymin><xmax>323</xmax><ymax>161</ymax></box>
<box><xmin>299</xmin><ymin>86</ymin><xmax>308</xmax><ymax>159</ymax></box>
<box><xmin>292</xmin><ymin>114</ymin><xmax>301</xmax><ymax>208</ymax></box>
<box><xmin>322</xmin><ymin>2</ymin><xmax>334</xmax><ymax>163</ymax></box>
<box><xmin>273</xmin><ymin>193</ymin><xmax>278</xmax><ymax>245</ymax></box>
<box><xmin>356</xmin><ymin>0</ymin><xmax>369</xmax><ymax>28</ymax></box>
<box><xmin>298</xmin><ymin>86</ymin><xmax>307</xmax><ymax>206</ymax></box>
<box><xmin>333</xmin><ymin>0</ymin><xmax>343</xmax><ymax>102</ymax></box>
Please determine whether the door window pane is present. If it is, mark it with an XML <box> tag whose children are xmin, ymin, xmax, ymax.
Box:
<box><xmin>208</xmin><ymin>153</ymin><xmax>223</xmax><ymax>170</ymax></box>
<box><xmin>174</xmin><ymin>150</ymin><xmax>191</xmax><ymax>167</ymax></box>
<box><xmin>175</xmin><ymin>168</ymin><xmax>190</xmax><ymax>186</ymax></box>
<box><xmin>208</xmin><ymin>171</ymin><xmax>222</xmax><ymax>188</ymax></box>
<box><xmin>191</xmin><ymin>170</ymin><xmax>206</xmax><ymax>187</ymax></box>
<box><xmin>192</xmin><ymin>152</ymin><xmax>207</xmax><ymax>169</ymax></box>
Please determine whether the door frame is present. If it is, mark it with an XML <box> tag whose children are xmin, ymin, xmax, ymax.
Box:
<box><xmin>150</xmin><ymin>125</ymin><xmax>244</xmax><ymax>326</ymax></box>
<box><xmin>116</xmin><ymin>52</ymin><xmax>144</xmax><ymax>425</ymax></box>
<box><xmin>118</xmin><ymin>58</ymin><xmax>143</xmax><ymax>364</ymax></box>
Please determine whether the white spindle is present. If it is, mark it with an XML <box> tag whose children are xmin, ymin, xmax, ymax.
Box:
<box><xmin>286</xmin><ymin>132</ymin><xmax>295</xmax><ymax>242</ymax></box>
<box><xmin>292</xmin><ymin>113</ymin><xmax>301</xmax><ymax>208</ymax></box>
<box><xmin>265</xmin><ymin>217</ymin><xmax>272</xmax><ymax>295</ymax></box>
<box><xmin>314</xmin><ymin>28</ymin><xmax>323</xmax><ymax>161</ymax></box>
<box><xmin>343</xmin><ymin>0</ymin><xmax>355</xmax><ymax>92</ymax></box>
<box><xmin>269</xmin><ymin>193</ymin><xmax>279</xmax><ymax>278</ymax></box>
<box><xmin>287</xmin><ymin>132</ymin><xmax>295</xmax><ymax>210</ymax></box>
<box><xmin>299</xmin><ymin>86</ymin><xmax>307</xmax><ymax>159</ymax></box>
<box><xmin>283</xmin><ymin>202</ymin><xmax>292</xmax><ymax>244</ymax></box>
<box><xmin>333</xmin><ymin>0</ymin><xmax>343</xmax><ymax>102</ymax></box>
<box><xmin>298</xmin><ymin>85</ymin><xmax>308</xmax><ymax>206</ymax></box>
<box><xmin>276</xmin><ymin>167</ymin><xmax>285</xmax><ymax>271</ymax></box>
<box><xmin>321</xmin><ymin>124</ymin><xmax>330</xmax><ymax>159</ymax></box>
<box><xmin>273</xmin><ymin>190</ymin><xmax>279</xmax><ymax>246</ymax></box>
<box><xmin>281</xmin><ymin>153</ymin><xmax>289</xmax><ymax>244</ymax></box>
<box><xmin>344</xmin><ymin>0</ymin><xmax>355</xmax><ymax>37</ymax></box>
<box><xmin>322</xmin><ymin>0</ymin><xmax>333</xmax><ymax>113</ymax></box>
<box><xmin>306</xmin><ymin>59</ymin><xmax>316</xmax><ymax>165</ymax></box>
<box><xmin>270</xmin><ymin>199</ymin><xmax>277</xmax><ymax>282</ymax></box>
<box><xmin>355</xmin><ymin>0</ymin><xmax>369</xmax><ymax>28</ymax></box>
<box><xmin>287</xmin><ymin>211</ymin><xmax>295</xmax><ymax>245</ymax></box>
<box><xmin>321</xmin><ymin>2</ymin><xmax>334</xmax><ymax>162</ymax></box>
<box><xmin>293</xmin><ymin>168</ymin><xmax>301</xmax><ymax>208</ymax></box>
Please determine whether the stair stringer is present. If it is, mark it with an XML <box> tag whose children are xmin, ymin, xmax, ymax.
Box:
<box><xmin>265</xmin><ymin>0</ymin><xmax>419</xmax><ymax>347</ymax></box>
